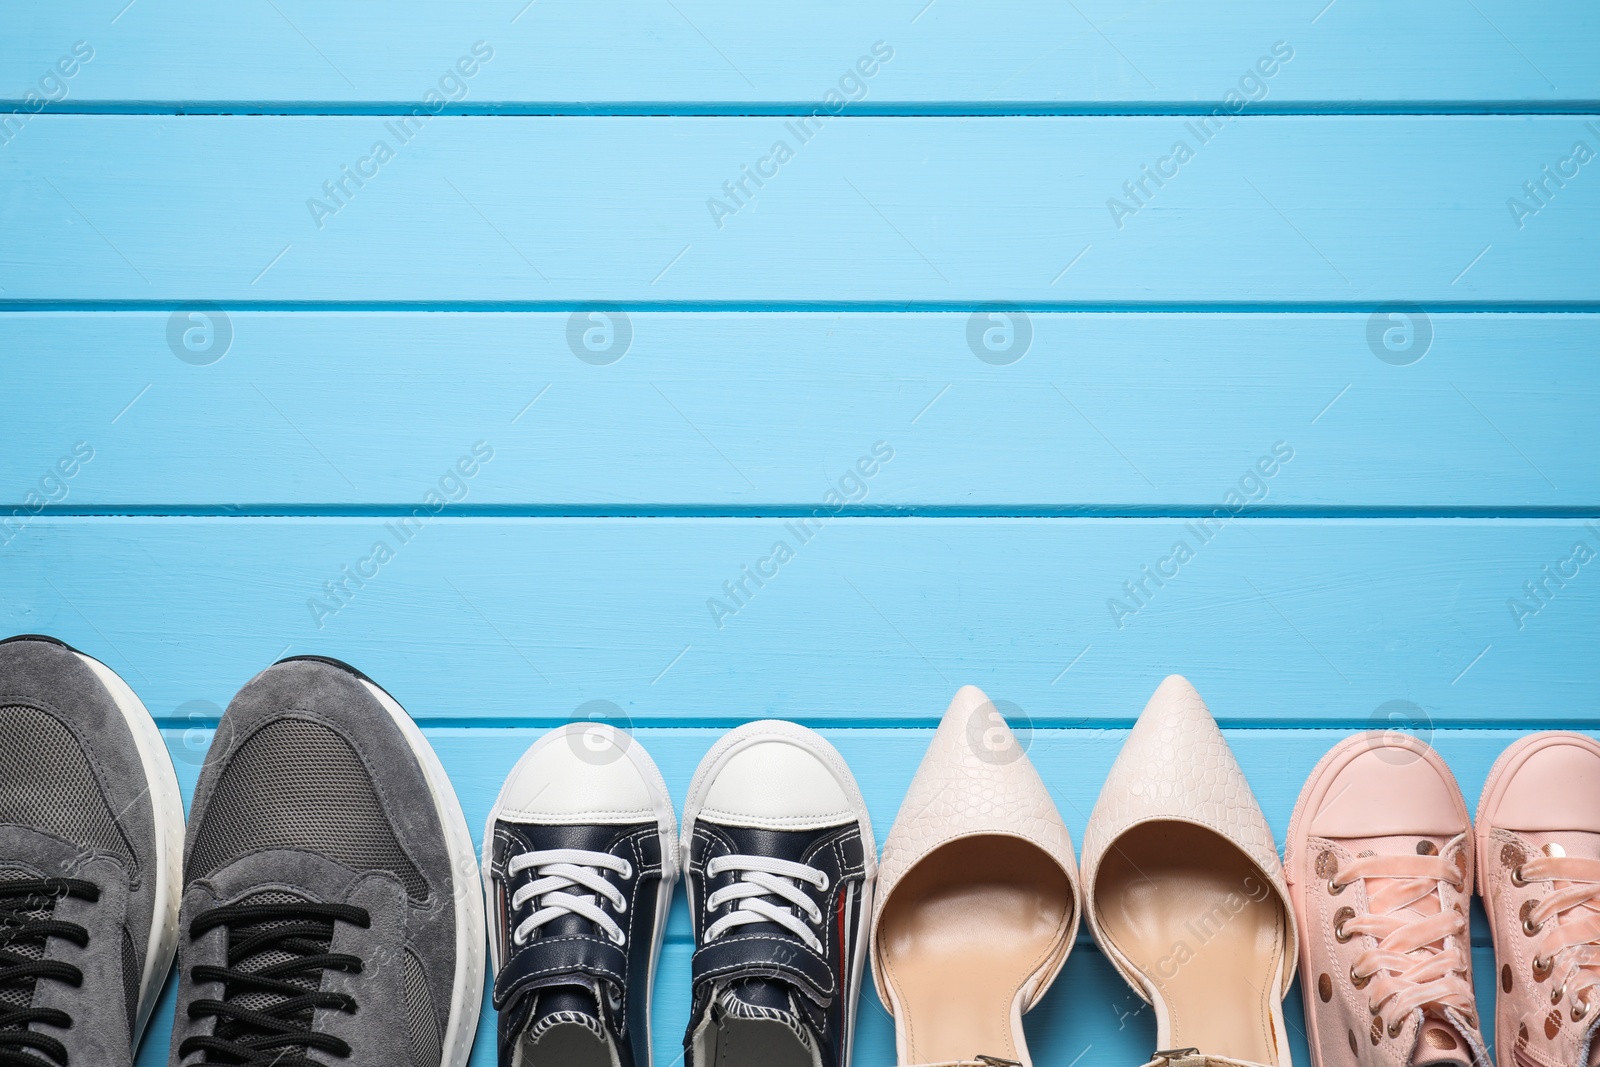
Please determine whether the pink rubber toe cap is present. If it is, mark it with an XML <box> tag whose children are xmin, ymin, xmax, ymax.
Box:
<box><xmin>1305</xmin><ymin>739</ymin><xmax>1467</xmax><ymax>839</ymax></box>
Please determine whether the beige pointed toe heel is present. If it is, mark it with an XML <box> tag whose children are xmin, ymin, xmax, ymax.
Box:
<box><xmin>871</xmin><ymin>686</ymin><xmax>1080</xmax><ymax>1067</ymax></box>
<box><xmin>1083</xmin><ymin>676</ymin><xmax>1298</xmax><ymax>1067</ymax></box>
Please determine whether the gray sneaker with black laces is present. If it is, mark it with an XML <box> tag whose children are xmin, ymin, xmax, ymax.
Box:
<box><xmin>166</xmin><ymin>656</ymin><xmax>485</xmax><ymax>1067</ymax></box>
<box><xmin>0</xmin><ymin>634</ymin><xmax>185</xmax><ymax>1067</ymax></box>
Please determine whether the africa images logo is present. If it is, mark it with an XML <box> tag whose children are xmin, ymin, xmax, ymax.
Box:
<box><xmin>1105</xmin><ymin>41</ymin><xmax>1294</xmax><ymax>230</ymax></box>
<box><xmin>1107</xmin><ymin>442</ymin><xmax>1294</xmax><ymax>629</ymax></box>
<box><xmin>706</xmin><ymin>441</ymin><xmax>894</xmax><ymax>629</ymax></box>
<box><xmin>306</xmin><ymin>442</ymin><xmax>494</xmax><ymax>628</ymax></box>
<box><xmin>1505</xmin><ymin>122</ymin><xmax>1599</xmax><ymax>231</ymax></box>
<box><xmin>305</xmin><ymin>42</ymin><xmax>495</xmax><ymax>230</ymax></box>
<box><xmin>705</xmin><ymin>42</ymin><xmax>894</xmax><ymax>230</ymax></box>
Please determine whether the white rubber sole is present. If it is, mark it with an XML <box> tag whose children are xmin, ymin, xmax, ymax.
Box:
<box><xmin>482</xmin><ymin>723</ymin><xmax>679</xmax><ymax>1067</ymax></box>
<box><xmin>71</xmin><ymin>650</ymin><xmax>185</xmax><ymax>1048</ymax></box>
<box><xmin>360</xmin><ymin>679</ymin><xmax>487</xmax><ymax>1067</ymax></box>
<box><xmin>679</xmin><ymin>720</ymin><xmax>877</xmax><ymax>1066</ymax></box>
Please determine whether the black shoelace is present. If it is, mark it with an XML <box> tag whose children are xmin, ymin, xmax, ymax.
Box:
<box><xmin>177</xmin><ymin>900</ymin><xmax>370</xmax><ymax>1066</ymax></box>
<box><xmin>0</xmin><ymin>877</ymin><xmax>100</xmax><ymax>1067</ymax></box>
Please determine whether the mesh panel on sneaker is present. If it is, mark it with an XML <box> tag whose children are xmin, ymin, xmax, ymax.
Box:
<box><xmin>211</xmin><ymin>890</ymin><xmax>335</xmax><ymax>1046</ymax></box>
<box><xmin>187</xmin><ymin>718</ymin><xmax>428</xmax><ymax>900</ymax></box>
<box><xmin>121</xmin><ymin>927</ymin><xmax>139</xmax><ymax>1038</ymax></box>
<box><xmin>0</xmin><ymin>870</ymin><xmax>47</xmax><ymax>1016</ymax></box>
<box><xmin>403</xmin><ymin>948</ymin><xmax>441</xmax><ymax>1067</ymax></box>
<box><xmin>0</xmin><ymin>703</ymin><xmax>135</xmax><ymax>868</ymax></box>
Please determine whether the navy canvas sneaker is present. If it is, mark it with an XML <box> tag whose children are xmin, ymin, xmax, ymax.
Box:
<box><xmin>681</xmin><ymin>721</ymin><xmax>875</xmax><ymax>1067</ymax></box>
<box><xmin>483</xmin><ymin>724</ymin><xmax>678</xmax><ymax>1067</ymax></box>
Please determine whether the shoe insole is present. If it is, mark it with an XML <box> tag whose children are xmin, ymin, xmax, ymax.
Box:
<box><xmin>1094</xmin><ymin>822</ymin><xmax>1286</xmax><ymax>1065</ymax></box>
<box><xmin>709</xmin><ymin>1018</ymin><xmax>817</xmax><ymax>1067</ymax></box>
<box><xmin>518</xmin><ymin>1022</ymin><xmax>613</xmax><ymax>1067</ymax></box>
<box><xmin>878</xmin><ymin>837</ymin><xmax>1073</xmax><ymax>1065</ymax></box>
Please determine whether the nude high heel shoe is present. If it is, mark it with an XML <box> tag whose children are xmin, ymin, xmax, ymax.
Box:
<box><xmin>870</xmin><ymin>685</ymin><xmax>1080</xmax><ymax>1067</ymax></box>
<box><xmin>1082</xmin><ymin>676</ymin><xmax>1299</xmax><ymax>1067</ymax></box>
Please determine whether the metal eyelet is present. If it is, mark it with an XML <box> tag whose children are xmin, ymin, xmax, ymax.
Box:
<box><xmin>1552</xmin><ymin>984</ymin><xmax>1566</xmax><ymax>1006</ymax></box>
<box><xmin>1388</xmin><ymin>1018</ymin><xmax>1405</xmax><ymax>1038</ymax></box>
<box><xmin>1511</xmin><ymin>866</ymin><xmax>1529</xmax><ymax>887</ymax></box>
<box><xmin>1522</xmin><ymin>900</ymin><xmax>1543</xmax><ymax>935</ymax></box>
<box><xmin>1574</xmin><ymin>1001</ymin><xmax>1590</xmax><ymax>1023</ymax></box>
<box><xmin>1533</xmin><ymin>956</ymin><xmax>1553</xmax><ymax>982</ymax></box>
<box><xmin>1334</xmin><ymin>906</ymin><xmax>1356</xmax><ymax>943</ymax></box>
<box><xmin>1351</xmin><ymin>965</ymin><xmax>1372</xmax><ymax>989</ymax></box>
<box><xmin>1329</xmin><ymin>878</ymin><xmax>1348</xmax><ymax>895</ymax></box>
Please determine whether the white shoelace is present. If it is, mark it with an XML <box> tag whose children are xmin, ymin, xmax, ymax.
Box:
<box><xmin>507</xmin><ymin>848</ymin><xmax>632</xmax><ymax>946</ymax></box>
<box><xmin>704</xmin><ymin>854</ymin><xmax>829</xmax><ymax>953</ymax></box>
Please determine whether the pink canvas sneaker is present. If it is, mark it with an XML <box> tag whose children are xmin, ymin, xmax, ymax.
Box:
<box><xmin>1286</xmin><ymin>733</ymin><xmax>1489</xmax><ymax>1067</ymax></box>
<box><xmin>1477</xmin><ymin>732</ymin><xmax>1600</xmax><ymax>1067</ymax></box>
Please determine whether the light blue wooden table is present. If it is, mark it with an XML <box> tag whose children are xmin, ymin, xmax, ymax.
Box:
<box><xmin>4</xmin><ymin>2</ymin><xmax>1599</xmax><ymax>1065</ymax></box>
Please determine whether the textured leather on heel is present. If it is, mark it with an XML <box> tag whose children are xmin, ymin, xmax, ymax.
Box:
<box><xmin>1082</xmin><ymin>676</ymin><xmax>1297</xmax><ymax>1067</ymax></box>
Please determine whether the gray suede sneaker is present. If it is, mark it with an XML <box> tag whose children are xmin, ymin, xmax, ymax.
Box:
<box><xmin>0</xmin><ymin>634</ymin><xmax>185</xmax><ymax>1067</ymax></box>
<box><xmin>166</xmin><ymin>656</ymin><xmax>485</xmax><ymax>1067</ymax></box>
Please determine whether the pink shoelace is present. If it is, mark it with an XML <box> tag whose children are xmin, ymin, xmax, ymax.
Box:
<box><xmin>1516</xmin><ymin>853</ymin><xmax>1600</xmax><ymax>1022</ymax></box>
<box><xmin>1331</xmin><ymin>837</ymin><xmax>1476</xmax><ymax>1035</ymax></box>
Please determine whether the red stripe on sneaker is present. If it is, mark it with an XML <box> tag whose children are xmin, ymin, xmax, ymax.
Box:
<box><xmin>837</xmin><ymin>884</ymin><xmax>850</xmax><ymax>995</ymax></box>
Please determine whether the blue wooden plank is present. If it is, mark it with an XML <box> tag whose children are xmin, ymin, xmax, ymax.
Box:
<box><xmin>3</xmin><ymin>311</ymin><xmax>1597</xmax><ymax>511</ymax></box>
<box><xmin>7</xmin><ymin>1</ymin><xmax>1597</xmax><ymax>112</ymax></box>
<box><xmin>2</xmin><ymin>117</ymin><xmax>1597</xmax><ymax>304</ymax></box>
<box><xmin>125</xmin><ymin>725</ymin><xmax>1558</xmax><ymax>1066</ymax></box>
<box><xmin>4</xmin><ymin>518</ymin><xmax>1596</xmax><ymax>726</ymax></box>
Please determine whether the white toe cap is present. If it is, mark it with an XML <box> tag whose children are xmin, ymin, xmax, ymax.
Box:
<box><xmin>699</xmin><ymin>735</ymin><xmax>855</xmax><ymax>831</ymax></box>
<box><xmin>496</xmin><ymin>723</ymin><xmax>656</xmax><ymax>824</ymax></box>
